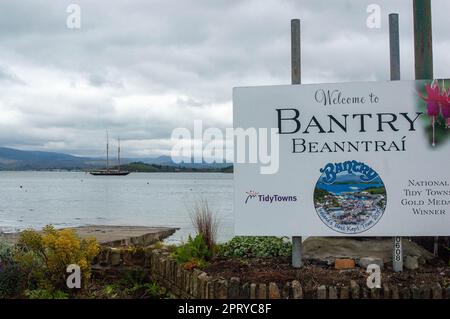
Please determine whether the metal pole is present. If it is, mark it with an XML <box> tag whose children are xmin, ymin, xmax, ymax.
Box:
<box><xmin>389</xmin><ymin>14</ymin><xmax>400</xmax><ymax>81</ymax></box>
<box><xmin>291</xmin><ymin>19</ymin><xmax>301</xmax><ymax>85</ymax></box>
<box><xmin>413</xmin><ymin>0</ymin><xmax>438</xmax><ymax>257</ymax></box>
<box><xmin>389</xmin><ymin>13</ymin><xmax>403</xmax><ymax>273</ymax></box>
<box><xmin>413</xmin><ymin>0</ymin><xmax>433</xmax><ymax>79</ymax></box>
<box><xmin>291</xmin><ymin>18</ymin><xmax>303</xmax><ymax>268</ymax></box>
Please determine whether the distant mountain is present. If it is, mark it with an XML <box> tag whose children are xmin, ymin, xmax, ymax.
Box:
<box><xmin>0</xmin><ymin>147</ymin><xmax>233</xmax><ymax>171</ymax></box>
<box><xmin>0</xmin><ymin>147</ymin><xmax>77</xmax><ymax>161</ymax></box>
<box><xmin>143</xmin><ymin>155</ymin><xmax>175</xmax><ymax>165</ymax></box>
<box><xmin>0</xmin><ymin>147</ymin><xmax>103</xmax><ymax>170</ymax></box>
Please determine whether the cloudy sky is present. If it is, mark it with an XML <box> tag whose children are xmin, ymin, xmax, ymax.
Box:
<box><xmin>0</xmin><ymin>0</ymin><xmax>449</xmax><ymax>157</ymax></box>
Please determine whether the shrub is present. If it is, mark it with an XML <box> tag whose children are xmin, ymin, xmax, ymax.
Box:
<box><xmin>0</xmin><ymin>241</ymin><xmax>25</xmax><ymax>298</ymax></box>
<box><xmin>0</xmin><ymin>264</ymin><xmax>25</xmax><ymax>298</ymax></box>
<box><xmin>172</xmin><ymin>234</ymin><xmax>211</xmax><ymax>268</ymax></box>
<box><xmin>120</xmin><ymin>269</ymin><xmax>149</xmax><ymax>288</ymax></box>
<box><xmin>189</xmin><ymin>199</ymin><xmax>219</xmax><ymax>253</ymax></box>
<box><xmin>0</xmin><ymin>240</ymin><xmax>14</xmax><ymax>264</ymax></box>
<box><xmin>24</xmin><ymin>289</ymin><xmax>69</xmax><ymax>299</ymax></box>
<box><xmin>103</xmin><ymin>284</ymin><xmax>119</xmax><ymax>298</ymax></box>
<box><xmin>100</xmin><ymin>270</ymin><xmax>165</xmax><ymax>299</ymax></box>
<box><xmin>217</xmin><ymin>236</ymin><xmax>292</xmax><ymax>258</ymax></box>
<box><xmin>14</xmin><ymin>225</ymin><xmax>100</xmax><ymax>291</ymax></box>
<box><xmin>143</xmin><ymin>282</ymin><xmax>164</xmax><ymax>298</ymax></box>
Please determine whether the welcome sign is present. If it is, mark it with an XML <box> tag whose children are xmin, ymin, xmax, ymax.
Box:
<box><xmin>233</xmin><ymin>79</ymin><xmax>450</xmax><ymax>236</ymax></box>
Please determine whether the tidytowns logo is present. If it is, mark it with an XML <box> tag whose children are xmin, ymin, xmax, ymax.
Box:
<box><xmin>313</xmin><ymin>160</ymin><xmax>387</xmax><ymax>234</ymax></box>
<box><xmin>245</xmin><ymin>191</ymin><xmax>298</xmax><ymax>204</ymax></box>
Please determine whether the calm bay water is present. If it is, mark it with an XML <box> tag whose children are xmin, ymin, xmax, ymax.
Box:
<box><xmin>0</xmin><ymin>172</ymin><xmax>233</xmax><ymax>243</ymax></box>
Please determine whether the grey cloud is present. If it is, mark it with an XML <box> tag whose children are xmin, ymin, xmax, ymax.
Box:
<box><xmin>0</xmin><ymin>66</ymin><xmax>25</xmax><ymax>84</ymax></box>
<box><xmin>0</xmin><ymin>0</ymin><xmax>449</xmax><ymax>156</ymax></box>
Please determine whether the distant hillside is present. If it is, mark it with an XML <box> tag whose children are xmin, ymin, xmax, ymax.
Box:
<box><xmin>0</xmin><ymin>147</ymin><xmax>233</xmax><ymax>171</ymax></box>
<box><xmin>116</xmin><ymin>162</ymin><xmax>233</xmax><ymax>173</ymax></box>
<box><xmin>141</xmin><ymin>155</ymin><xmax>232</xmax><ymax>169</ymax></box>
<box><xmin>0</xmin><ymin>147</ymin><xmax>103</xmax><ymax>170</ymax></box>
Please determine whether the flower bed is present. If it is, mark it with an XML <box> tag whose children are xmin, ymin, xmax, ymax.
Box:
<box><xmin>95</xmin><ymin>246</ymin><xmax>449</xmax><ymax>299</ymax></box>
<box><xmin>203</xmin><ymin>256</ymin><xmax>450</xmax><ymax>298</ymax></box>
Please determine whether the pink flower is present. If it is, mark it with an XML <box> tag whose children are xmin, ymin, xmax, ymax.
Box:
<box><xmin>418</xmin><ymin>82</ymin><xmax>445</xmax><ymax>146</ymax></box>
<box><xmin>427</xmin><ymin>101</ymin><xmax>440</xmax><ymax>117</ymax></box>
<box><xmin>421</xmin><ymin>82</ymin><xmax>442</xmax><ymax>101</ymax></box>
<box><xmin>419</xmin><ymin>83</ymin><xmax>443</xmax><ymax>117</ymax></box>
<box><xmin>441</xmin><ymin>89</ymin><xmax>450</xmax><ymax>128</ymax></box>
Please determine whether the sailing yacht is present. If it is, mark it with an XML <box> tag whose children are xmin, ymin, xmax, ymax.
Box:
<box><xmin>90</xmin><ymin>133</ymin><xmax>130</xmax><ymax>176</ymax></box>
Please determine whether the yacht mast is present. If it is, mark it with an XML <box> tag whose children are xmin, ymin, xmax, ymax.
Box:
<box><xmin>106</xmin><ymin>131</ymin><xmax>109</xmax><ymax>171</ymax></box>
<box><xmin>118</xmin><ymin>137</ymin><xmax>121</xmax><ymax>172</ymax></box>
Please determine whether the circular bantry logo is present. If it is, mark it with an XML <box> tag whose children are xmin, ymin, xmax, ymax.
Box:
<box><xmin>313</xmin><ymin>160</ymin><xmax>387</xmax><ymax>234</ymax></box>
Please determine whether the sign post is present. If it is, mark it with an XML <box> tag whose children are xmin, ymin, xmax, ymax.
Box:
<box><xmin>291</xmin><ymin>18</ymin><xmax>303</xmax><ymax>268</ymax></box>
<box><xmin>291</xmin><ymin>19</ymin><xmax>303</xmax><ymax>268</ymax></box>
<box><xmin>413</xmin><ymin>0</ymin><xmax>433</xmax><ymax>80</ymax></box>
<box><xmin>389</xmin><ymin>13</ymin><xmax>403</xmax><ymax>273</ymax></box>
<box><xmin>389</xmin><ymin>13</ymin><xmax>401</xmax><ymax>81</ymax></box>
<box><xmin>413</xmin><ymin>0</ymin><xmax>439</xmax><ymax>257</ymax></box>
<box><xmin>291</xmin><ymin>19</ymin><xmax>301</xmax><ymax>85</ymax></box>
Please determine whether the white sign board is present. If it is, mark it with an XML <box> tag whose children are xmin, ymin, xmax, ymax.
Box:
<box><xmin>233</xmin><ymin>80</ymin><xmax>450</xmax><ymax>236</ymax></box>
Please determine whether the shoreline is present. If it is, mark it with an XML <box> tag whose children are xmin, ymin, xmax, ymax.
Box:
<box><xmin>0</xmin><ymin>225</ymin><xmax>179</xmax><ymax>247</ymax></box>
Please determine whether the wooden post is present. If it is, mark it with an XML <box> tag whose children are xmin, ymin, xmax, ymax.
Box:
<box><xmin>389</xmin><ymin>13</ymin><xmax>403</xmax><ymax>273</ymax></box>
<box><xmin>413</xmin><ymin>0</ymin><xmax>438</xmax><ymax>257</ymax></box>
<box><xmin>291</xmin><ymin>18</ymin><xmax>303</xmax><ymax>268</ymax></box>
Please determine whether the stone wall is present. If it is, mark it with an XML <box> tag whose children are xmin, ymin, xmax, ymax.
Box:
<box><xmin>93</xmin><ymin>247</ymin><xmax>449</xmax><ymax>299</ymax></box>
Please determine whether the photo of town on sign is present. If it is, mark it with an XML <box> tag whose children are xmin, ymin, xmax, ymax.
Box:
<box><xmin>314</xmin><ymin>167</ymin><xmax>387</xmax><ymax>234</ymax></box>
